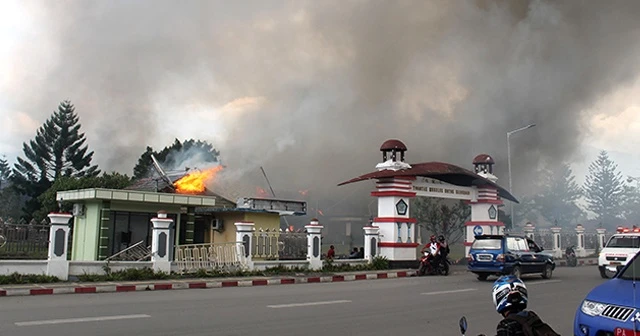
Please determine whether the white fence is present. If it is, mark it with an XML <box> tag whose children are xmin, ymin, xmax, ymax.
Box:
<box><xmin>174</xmin><ymin>242</ymin><xmax>248</xmax><ymax>274</ymax></box>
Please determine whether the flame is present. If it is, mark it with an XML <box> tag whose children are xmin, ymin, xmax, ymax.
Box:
<box><xmin>256</xmin><ymin>186</ymin><xmax>270</xmax><ymax>197</ymax></box>
<box><xmin>299</xmin><ymin>189</ymin><xmax>309</xmax><ymax>196</ymax></box>
<box><xmin>174</xmin><ymin>166</ymin><xmax>223</xmax><ymax>194</ymax></box>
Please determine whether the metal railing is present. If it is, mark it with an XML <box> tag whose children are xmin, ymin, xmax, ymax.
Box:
<box><xmin>105</xmin><ymin>240</ymin><xmax>152</xmax><ymax>261</ymax></box>
<box><xmin>0</xmin><ymin>219</ymin><xmax>51</xmax><ymax>259</ymax></box>
<box><xmin>252</xmin><ymin>228</ymin><xmax>306</xmax><ymax>260</ymax></box>
<box><xmin>509</xmin><ymin>229</ymin><xmax>612</xmax><ymax>254</ymax></box>
<box><xmin>175</xmin><ymin>242</ymin><xmax>247</xmax><ymax>274</ymax></box>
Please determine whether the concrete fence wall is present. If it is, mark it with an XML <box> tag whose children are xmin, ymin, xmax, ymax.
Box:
<box><xmin>0</xmin><ymin>213</ymin><xmax>380</xmax><ymax>279</ymax></box>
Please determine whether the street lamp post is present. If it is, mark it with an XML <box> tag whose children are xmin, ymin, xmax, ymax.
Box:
<box><xmin>507</xmin><ymin>123</ymin><xmax>536</xmax><ymax>228</ymax></box>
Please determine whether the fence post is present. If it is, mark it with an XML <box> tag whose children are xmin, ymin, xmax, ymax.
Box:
<box><xmin>305</xmin><ymin>218</ymin><xmax>323</xmax><ymax>270</ymax></box>
<box><xmin>46</xmin><ymin>212</ymin><xmax>73</xmax><ymax>280</ymax></box>
<box><xmin>523</xmin><ymin>222</ymin><xmax>535</xmax><ymax>240</ymax></box>
<box><xmin>596</xmin><ymin>228</ymin><xmax>606</xmax><ymax>252</ymax></box>
<box><xmin>235</xmin><ymin>222</ymin><xmax>254</xmax><ymax>269</ymax></box>
<box><xmin>550</xmin><ymin>227</ymin><xmax>562</xmax><ymax>258</ymax></box>
<box><xmin>151</xmin><ymin>210</ymin><xmax>174</xmax><ymax>273</ymax></box>
<box><xmin>363</xmin><ymin>226</ymin><xmax>380</xmax><ymax>261</ymax></box>
<box><xmin>575</xmin><ymin>224</ymin><xmax>586</xmax><ymax>257</ymax></box>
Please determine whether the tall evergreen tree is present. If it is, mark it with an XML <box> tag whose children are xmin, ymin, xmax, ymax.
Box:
<box><xmin>621</xmin><ymin>182</ymin><xmax>640</xmax><ymax>225</ymax></box>
<box><xmin>11</xmin><ymin>100</ymin><xmax>100</xmax><ymax>218</ymax></box>
<box><xmin>0</xmin><ymin>155</ymin><xmax>10</xmax><ymax>189</ymax></box>
<box><xmin>583</xmin><ymin>150</ymin><xmax>624</xmax><ymax>228</ymax></box>
<box><xmin>533</xmin><ymin>163</ymin><xmax>584</xmax><ymax>228</ymax></box>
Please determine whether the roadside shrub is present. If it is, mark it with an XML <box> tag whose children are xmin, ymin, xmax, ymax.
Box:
<box><xmin>0</xmin><ymin>273</ymin><xmax>60</xmax><ymax>285</ymax></box>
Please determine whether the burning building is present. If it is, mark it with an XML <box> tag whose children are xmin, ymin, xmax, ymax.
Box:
<box><xmin>56</xmin><ymin>161</ymin><xmax>307</xmax><ymax>262</ymax></box>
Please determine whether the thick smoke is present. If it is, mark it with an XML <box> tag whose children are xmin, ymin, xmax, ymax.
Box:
<box><xmin>9</xmin><ymin>0</ymin><xmax>640</xmax><ymax>223</ymax></box>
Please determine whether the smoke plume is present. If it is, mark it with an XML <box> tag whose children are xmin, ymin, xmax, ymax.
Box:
<box><xmin>8</xmin><ymin>0</ymin><xmax>640</xmax><ymax>223</ymax></box>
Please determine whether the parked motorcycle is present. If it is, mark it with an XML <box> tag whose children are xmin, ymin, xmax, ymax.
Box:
<box><xmin>565</xmin><ymin>245</ymin><xmax>577</xmax><ymax>267</ymax></box>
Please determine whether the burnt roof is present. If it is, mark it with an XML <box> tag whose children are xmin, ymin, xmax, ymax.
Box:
<box><xmin>337</xmin><ymin>161</ymin><xmax>518</xmax><ymax>203</ymax></box>
<box><xmin>125</xmin><ymin>175</ymin><xmax>237</xmax><ymax>208</ymax></box>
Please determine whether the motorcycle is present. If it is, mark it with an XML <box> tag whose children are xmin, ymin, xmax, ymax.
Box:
<box><xmin>417</xmin><ymin>246</ymin><xmax>450</xmax><ymax>276</ymax></box>
<box><xmin>565</xmin><ymin>246</ymin><xmax>577</xmax><ymax>267</ymax></box>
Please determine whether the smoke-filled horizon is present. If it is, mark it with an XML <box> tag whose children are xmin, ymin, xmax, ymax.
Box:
<box><xmin>5</xmin><ymin>0</ymin><xmax>640</xmax><ymax>218</ymax></box>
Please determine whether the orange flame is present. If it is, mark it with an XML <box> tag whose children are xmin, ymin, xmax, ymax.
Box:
<box><xmin>256</xmin><ymin>187</ymin><xmax>269</xmax><ymax>197</ymax></box>
<box><xmin>174</xmin><ymin>166</ymin><xmax>223</xmax><ymax>194</ymax></box>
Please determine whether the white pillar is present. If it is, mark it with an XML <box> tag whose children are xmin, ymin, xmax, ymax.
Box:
<box><xmin>550</xmin><ymin>227</ymin><xmax>562</xmax><ymax>258</ymax></box>
<box><xmin>305</xmin><ymin>218</ymin><xmax>323</xmax><ymax>270</ymax></box>
<box><xmin>575</xmin><ymin>224</ymin><xmax>586</xmax><ymax>257</ymax></box>
<box><xmin>47</xmin><ymin>213</ymin><xmax>73</xmax><ymax>280</ymax></box>
<box><xmin>235</xmin><ymin>221</ymin><xmax>254</xmax><ymax>269</ymax></box>
<box><xmin>596</xmin><ymin>228</ymin><xmax>606</xmax><ymax>251</ymax></box>
<box><xmin>523</xmin><ymin>222</ymin><xmax>535</xmax><ymax>240</ymax></box>
<box><xmin>151</xmin><ymin>210</ymin><xmax>173</xmax><ymax>273</ymax></box>
<box><xmin>363</xmin><ymin>226</ymin><xmax>380</xmax><ymax>261</ymax></box>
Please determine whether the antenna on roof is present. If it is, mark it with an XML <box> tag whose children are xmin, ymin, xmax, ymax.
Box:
<box><xmin>259</xmin><ymin>166</ymin><xmax>290</xmax><ymax>228</ymax></box>
<box><xmin>151</xmin><ymin>154</ymin><xmax>175</xmax><ymax>191</ymax></box>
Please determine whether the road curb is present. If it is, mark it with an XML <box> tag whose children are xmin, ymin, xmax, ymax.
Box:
<box><xmin>0</xmin><ymin>270</ymin><xmax>419</xmax><ymax>298</ymax></box>
<box><xmin>555</xmin><ymin>258</ymin><xmax>598</xmax><ymax>267</ymax></box>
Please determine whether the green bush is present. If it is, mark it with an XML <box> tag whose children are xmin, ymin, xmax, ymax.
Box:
<box><xmin>0</xmin><ymin>273</ymin><xmax>60</xmax><ymax>285</ymax></box>
<box><xmin>321</xmin><ymin>257</ymin><xmax>390</xmax><ymax>272</ymax></box>
<box><xmin>77</xmin><ymin>267</ymin><xmax>170</xmax><ymax>282</ymax></box>
<box><xmin>369</xmin><ymin>256</ymin><xmax>389</xmax><ymax>270</ymax></box>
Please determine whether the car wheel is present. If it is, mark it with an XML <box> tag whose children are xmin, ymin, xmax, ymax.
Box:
<box><xmin>418</xmin><ymin>264</ymin><xmax>426</xmax><ymax>276</ymax></box>
<box><xmin>599</xmin><ymin>267</ymin><xmax>611</xmax><ymax>279</ymax></box>
<box><xmin>511</xmin><ymin>266</ymin><xmax>522</xmax><ymax>279</ymax></box>
<box><xmin>477</xmin><ymin>273</ymin><xmax>489</xmax><ymax>281</ymax></box>
<box><xmin>440</xmin><ymin>263</ymin><xmax>450</xmax><ymax>276</ymax></box>
<box><xmin>541</xmin><ymin>264</ymin><xmax>553</xmax><ymax>279</ymax></box>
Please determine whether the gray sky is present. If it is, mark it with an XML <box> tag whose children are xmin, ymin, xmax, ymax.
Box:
<box><xmin>2</xmin><ymin>0</ymin><xmax>640</xmax><ymax>217</ymax></box>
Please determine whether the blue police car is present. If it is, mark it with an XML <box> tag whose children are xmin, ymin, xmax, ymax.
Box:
<box><xmin>574</xmin><ymin>250</ymin><xmax>640</xmax><ymax>336</ymax></box>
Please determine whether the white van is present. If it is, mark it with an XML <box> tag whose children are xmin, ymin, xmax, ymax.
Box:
<box><xmin>598</xmin><ymin>227</ymin><xmax>640</xmax><ymax>278</ymax></box>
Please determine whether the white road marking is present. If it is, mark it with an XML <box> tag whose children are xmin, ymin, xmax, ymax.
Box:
<box><xmin>525</xmin><ymin>280</ymin><xmax>562</xmax><ymax>285</ymax></box>
<box><xmin>421</xmin><ymin>288</ymin><xmax>478</xmax><ymax>295</ymax></box>
<box><xmin>15</xmin><ymin>314</ymin><xmax>151</xmax><ymax>326</ymax></box>
<box><xmin>267</xmin><ymin>300</ymin><xmax>352</xmax><ymax>308</ymax></box>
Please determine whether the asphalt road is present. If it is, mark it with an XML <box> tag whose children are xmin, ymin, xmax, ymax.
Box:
<box><xmin>0</xmin><ymin>266</ymin><xmax>604</xmax><ymax>336</ymax></box>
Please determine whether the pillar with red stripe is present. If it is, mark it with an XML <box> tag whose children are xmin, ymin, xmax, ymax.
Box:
<box><xmin>371</xmin><ymin>176</ymin><xmax>420</xmax><ymax>261</ymax></box>
<box><xmin>464</xmin><ymin>154</ymin><xmax>505</xmax><ymax>257</ymax></box>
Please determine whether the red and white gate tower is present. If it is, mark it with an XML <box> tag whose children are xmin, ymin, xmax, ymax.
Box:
<box><xmin>338</xmin><ymin>139</ymin><xmax>518</xmax><ymax>265</ymax></box>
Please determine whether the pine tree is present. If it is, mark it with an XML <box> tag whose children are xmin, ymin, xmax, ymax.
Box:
<box><xmin>621</xmin><ymin>183</ymin><xmax>640</xmax><ymax>224</ymax></box>
<box><xmin>0</xmin><ymin>155</ymin><xmax>10</xmax><ymax>189</ymax></box>
<box><xmin>534</xmin><ymin>163</ymin><xmax>584</xmax><ymax>228</ymax></box>
<box><xmin>12</xmin><ymin>100</ymin><xmax>100</xmax><ymax>218</ymax></box>
<box><xmin>583</xmin><ymin>150</ymin><xmax>624</xmax><ymax>228</ymax></box>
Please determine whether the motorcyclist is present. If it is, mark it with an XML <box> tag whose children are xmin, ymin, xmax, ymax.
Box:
<box><xmin>478</xmin><ymin>275</ymin><xmax>558</xmax><ymax>336</ymax></box>
<box><xmin>565</xmin><ymin>245</ymin><xmax>577</xmax><ymax>266</ymax></box>
<box><xmin>438</xmin><ymin>235</ymin><xmax>450</xmax><ymax>261</ymax></box>
<box><xmin>420</xmin><ymin>235</ymin><xmax>441</xmax><ymax>273</ymax></box>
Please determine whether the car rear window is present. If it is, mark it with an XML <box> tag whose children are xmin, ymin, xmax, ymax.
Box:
<box><xmin>472</xmin><ymin>239</ymin><xmax>502</xmax><ymax>250</ymax></box>
<box><xmin>606</xmin><ymin>236</ymin><xmax>640</xmax><ymax>248</ymax></box>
